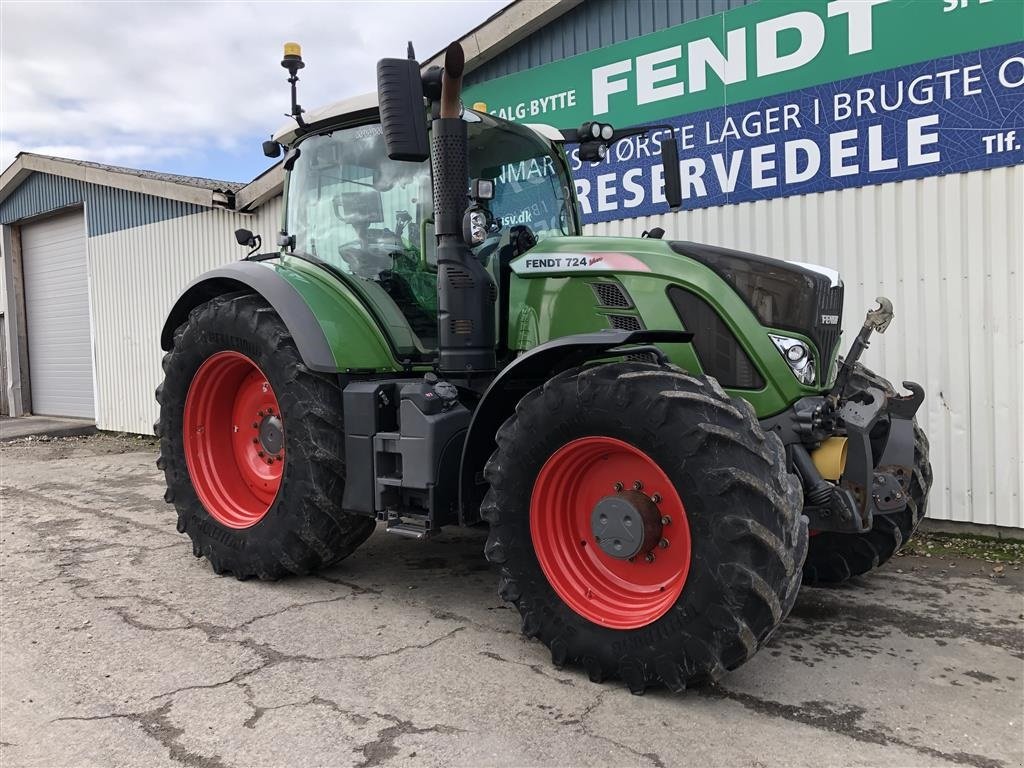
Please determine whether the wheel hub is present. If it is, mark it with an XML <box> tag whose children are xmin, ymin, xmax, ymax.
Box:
<box><xmin>183</xmin><ymin>351</ymin><xmax>284</xmax><ymax>529</ymax></box>
<box><xmin>591</xmin><ymin>490</ymin><xmax>663</xmax><ymax>560</ymax></box>
<box><xmin>259</xmin><ymin>414</ymin><xmax>284</xmax><ymax>455</ymax></box>
<box><xmin>530</xmin><ymin>436</ymin><xmax>692</xmax><ymax>630</ymax></box>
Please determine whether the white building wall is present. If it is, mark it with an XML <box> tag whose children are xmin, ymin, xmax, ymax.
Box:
<box><xmin>86</xmin><ymin>198</ymin><xmax>282</xmax><ymax>436</ymax></box>
<box><xmin>587</xmin><ymin>166</ymin><xmax>1024</xmax><ymax>529</ymax></box>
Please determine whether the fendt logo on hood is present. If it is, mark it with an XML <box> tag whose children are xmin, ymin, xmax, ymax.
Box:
<box><xmin>511</xmin><ymin>252</ymin><xmax>652</xmax><ymax>276</ymax></box>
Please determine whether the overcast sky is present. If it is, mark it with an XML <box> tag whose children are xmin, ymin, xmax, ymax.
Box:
<box><xmin>0</xmin><ymin>0</ymin><xmax>508</xmax><ymax>182</ymax></box>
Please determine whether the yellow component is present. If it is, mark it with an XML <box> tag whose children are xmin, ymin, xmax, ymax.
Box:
<box><xmin>811</xmin><ymin>437</ymin><xmax>848</xmax><ymax>481</ymax></box>
<box><xmin>283</xmin><ymin>42</ymin><xmax>302</xmax><ymax>57</ymax></box>
<box><xmin>472</xmin><ymin>101</ymin><xmax>488</xmax><ymax>113</ymax></box>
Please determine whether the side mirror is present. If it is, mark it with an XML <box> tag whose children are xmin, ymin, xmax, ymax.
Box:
<box><xmin>262</xmin><ymin>140</ymin><xmax>282</xmax><ymax>158</ymax></box>
<box><xmin>660</xmin><ymin>134</ymin><xmax>682</xmax><ymax>210</ymax></box>
<box><xmin>234</xmin><ymin>228</ymin><xmax>262</xmax><ymax>258</ymax></box>
<box><xmin>376</xmin><ymin>56</ymin><xmax>429</xmax><ymax>162</ymax></box>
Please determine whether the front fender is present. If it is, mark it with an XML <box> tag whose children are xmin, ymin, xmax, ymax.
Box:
<box><xmin>458</xmin><ymin>329</ymin><xmax>691</xmax><ymax>524</ymax></box>
<box><xmin>160</xmin><ymin>260</ymin><xmax>402</xmax><ymax>373</ymax></box>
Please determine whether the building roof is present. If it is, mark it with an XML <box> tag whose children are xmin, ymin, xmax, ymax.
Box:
<box><xmin>421</xmin><ymin>0</ymin><xmax>582</xmax><ymax>73</ymax></box>
<box><xmin>0</xmin><ymin>153</ymin><xmax>240</xmax><ymax>210</ymax></box>
<box><xmin>30</xmin><ymin>155</ymin><xmax>245</xmax><ymax>193</ymax></box>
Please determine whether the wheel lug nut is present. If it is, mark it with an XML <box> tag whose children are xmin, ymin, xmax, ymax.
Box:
<box><xmin>258</xmin><ymin>451</ymin><xmax>265</xmax><ymax>457</ymax></box>
<box><xmin>613</xmin><ymin>482</ymin><xmax>623</xmax><ymax>492</ymax></box>
<box><xmin>645</xmin><ymin>552</ymin><xmax>655</xmax><ymax>563</ymax></box>
<box><xmin>661</xmin><ymin>515</ymin><xmax>671</xmax><ymax>526</ymax></box>
<box><xmin>632</xmin><ymin>481</ymin><xmax>643</xmax><ymax>491</ymax></box>
<box><xmin>252</xmin><ymin>422</ymin><xmax>258</xmax><ymax>429</ymax></box>
<box><xmin>252</xmin><ymin>438</ymin><xmax>259</xmax><ymax>444</ymax></box>
<box><xmin>651</xmin><ymin>493</ymin><xmax>662</xmax><ymax>504</ymax></box>
<box><xmin>266</xmin><ymin>458</ymin><xmax>274</xmax><ymax>465</ymax></box>
<box><xmin>659</xmin><ymin>539</ymin><xmax>669</xmax><ymax>549</ymax></box>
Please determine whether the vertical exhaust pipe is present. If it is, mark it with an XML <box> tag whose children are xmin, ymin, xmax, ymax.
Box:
<box><xmin>431</xmin><ymin>43</ymin><xmax>496</xmax><ymax>377</ymax></box>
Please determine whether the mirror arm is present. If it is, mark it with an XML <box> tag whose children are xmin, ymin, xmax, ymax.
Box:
<box><xmin>557</xmin><ymin>121</ymin><xmax>682</xmax><ymax>210</ymax></box>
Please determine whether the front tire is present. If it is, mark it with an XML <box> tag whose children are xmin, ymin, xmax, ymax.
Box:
<box><xmin>482</xmin><ymin>363</ymin><xmax>807</xmax><ymax>693</ymax></box>
<box><xmin>156</xmin><ymin>293</ymin><xmax>375</xmax><ymax>579</ymax></box>
<box><xmin>802</xmin><ymin>363</ymin><xmax>933</xmax><ymax>585</ymax></box>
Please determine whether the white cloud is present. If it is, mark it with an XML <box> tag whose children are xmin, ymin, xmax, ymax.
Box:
<box><xmin>0</xmin><ymin>0</ymin><xmax>508</xmax><ymax>177</ymax></box>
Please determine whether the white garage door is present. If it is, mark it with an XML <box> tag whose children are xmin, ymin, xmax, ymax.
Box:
<box><xmin>22</xmin><ymin>209</ymin><xmax>95</xmax><ymax>418</ymax></box>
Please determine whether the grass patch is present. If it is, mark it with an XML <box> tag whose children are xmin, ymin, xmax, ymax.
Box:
<box><xmin>901</xmin><ymin>531</ymin><xmax>1023</xmax><ymax>564</ymax></box>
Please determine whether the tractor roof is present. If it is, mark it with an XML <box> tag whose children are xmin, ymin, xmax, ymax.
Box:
<box><xmin>273</xmin><ymin>92</ymin><xmax>378</xmax><ymax>145</ymax></box>
<box><xmin>272</xmin><ymin>92</ymin><xmax>565</xmax><ymax>148</ymax></box>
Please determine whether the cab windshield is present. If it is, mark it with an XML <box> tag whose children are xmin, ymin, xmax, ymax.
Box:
<box><xmin>285</xmin><ymin>113</ymin><xmax>577</xmax><ymax>349</ymax></box>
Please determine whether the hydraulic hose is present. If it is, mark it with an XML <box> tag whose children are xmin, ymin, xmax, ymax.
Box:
<box><xmin>791</xmin><ymin>444</ymin><xmax>834</xmax><ymax>507</ymax></box>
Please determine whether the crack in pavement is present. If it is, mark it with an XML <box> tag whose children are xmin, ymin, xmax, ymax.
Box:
<box><xmin>354</xmin><ymin>712</ymin><xmax>464</xmax><ymax>768</ymax></box>
<box><xmin>572</xmin><ymin>690</ymin><xmax>667</xmax><ymax>768</ymax></box>
<box><xmin>315</xmin><ymin>573</ymin><xmax>383</xmax><ymax>595</ymax></box>
<box><xmin>238</xmin><ymin>684</ymin><xmax>369</xmax><ymax>730</ymax></box>
<box><xmin>478</xmin><ymin>649</ymin><xmax>576</xmax><ymax>686</ymax></box>
<box><xmin>705</xmin><ymin>687</ymin><xmax>1005</xmax><ymax>768</ymax></box>
<box><xmin>51</xmin><ymin>619</ymin><xmax>466</xmax><ymax>767</ymax></box>
<box><xmin>55</xmin><ymin>701</ymin><xmax>232</xmax><ymax>768</ymax></box>
<box><xmin>2</xmin><ymin>486</ymin><xmax>179</xmax><ymax>543</ymax></box>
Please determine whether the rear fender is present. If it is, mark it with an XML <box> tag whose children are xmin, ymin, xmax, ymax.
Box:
<box><xmin>458</xmin><ymin>329</ymin><xmax>692</xmax><ymax>524</ymax></box>
<box><xmin>160</xmin><ymin>260</ymin><xmax>401</xmax><ymax>373</ymax></box>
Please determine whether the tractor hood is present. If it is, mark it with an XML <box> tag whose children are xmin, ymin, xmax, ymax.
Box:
<box><xmin>509</xmin><ymin>235</ymin><xmax>845</xmax><ymax>388</ymax></box>
<box><xmin>509</xmin><ymin>236</ymin><xmax>840</xmax><ymax>287</ymax></box>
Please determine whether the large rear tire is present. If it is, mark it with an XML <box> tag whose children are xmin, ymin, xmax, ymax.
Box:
<box><xmin>156</xmin><ymin>293</ymin><xmax>375</xmax><ymax>579</ymax></box>
<box><xmin>482</xmin><ymin>363</ymin><xmax>807</xmax><ymax>693</ymax></box>
<box><xmin>802</xmin><ymin>363</ymin><xmax>933</xmax><ymax>585</ymax></box>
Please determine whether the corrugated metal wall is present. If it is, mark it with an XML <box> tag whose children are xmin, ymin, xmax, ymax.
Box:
<box><xmin>466</xmin><ymin>0</ymin><xmax>753</xmax><ymax>86</ymax></box>
<box><xmin>587</xmin><ymin>165</ymin><xmax>1024</xmax><ymax>529</ymax></box>
<box><xmin>0</xmin><ymin>172</ymin><xmax>206</xmax><ymax>236</ymax></box>
<box><xmin>86</xmin><ymin>198</ymin><xmax>282</xmax><ymax>435</ymax></box>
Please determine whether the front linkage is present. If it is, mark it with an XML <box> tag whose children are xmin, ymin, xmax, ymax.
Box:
<box><xmin>763</xmin><ymin>298</ymin><xmax>925</xmax><ymax>534</ymax></box>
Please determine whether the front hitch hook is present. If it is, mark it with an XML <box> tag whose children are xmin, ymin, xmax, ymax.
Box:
<box><xmin>830</xmin><ymin>296</ymin><xmax>895</xmax><ymax>402</ymax></box>
<box><xmin>865</xmin><ymin>296</ymin><xmax>894</xmax><ymax>334</ymax></box>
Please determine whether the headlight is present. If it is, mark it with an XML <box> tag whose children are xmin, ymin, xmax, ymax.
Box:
<box><xmin>770</xmin><ymin>334</ymin><xmax>815</xmax><ymax>385</ymax></box>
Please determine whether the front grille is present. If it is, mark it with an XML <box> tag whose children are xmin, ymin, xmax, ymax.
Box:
<box><xmin>607</xmin><ymin>314</ymin><xmax>643</xmax><ymax>331</ymax></box>
<box><xmin>814</xmin><ymin>284</ymin><xmax>844</xmax><ymax>377</ymax></box>
<box><xmin>591</xmin><ymin>281</ymin><xmax>632</xmax><ymax>308</ymax></box>
<box><xmin>670</xmin><ymin>240</ymin><xmax>844</xmax><ymax>379</ymax></box>
<box><xmin>667</xmin><ymin>286</ymin><xmax>764</xmax><ymax>389</ymax></box>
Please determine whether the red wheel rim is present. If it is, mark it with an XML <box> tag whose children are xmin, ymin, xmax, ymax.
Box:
<box><xmin>183</xmin><ymin>351</ymin><xmax>284</xmax><ymax>528</ymax></box>
<box><xmin>530</xmin><ymin>436</ymin><xmax>692</xmax><ymax>630</ymax></box>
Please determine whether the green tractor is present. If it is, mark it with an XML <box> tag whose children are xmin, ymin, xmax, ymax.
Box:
<box><xmin>156</xmin><ymin>42</ymin><xmax>932</xmax><ymax>692</ymax></box>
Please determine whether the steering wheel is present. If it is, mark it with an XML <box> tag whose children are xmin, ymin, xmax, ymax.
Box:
<box><xmin>338</xmin><ymin>237</ymin><xmax>407</xmax><ymax>276</ymax></box>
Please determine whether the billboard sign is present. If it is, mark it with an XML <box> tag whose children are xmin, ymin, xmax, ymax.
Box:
<box><xmin>463</xmin><ymin>0</ymin><xmax>1024</xmax><ymax>223</ymax></box>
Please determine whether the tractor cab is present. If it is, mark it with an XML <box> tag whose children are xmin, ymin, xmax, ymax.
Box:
<box><xmin>276</xmin><ymin>106</ymin><xmax>579</xmax><ymax>353</ymax></box>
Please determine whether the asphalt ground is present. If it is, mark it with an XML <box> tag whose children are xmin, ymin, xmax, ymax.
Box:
<box><xmin>1</xmin><ymin>434</ymin><xmax>1021</xmax><ymax>768</ymax></box>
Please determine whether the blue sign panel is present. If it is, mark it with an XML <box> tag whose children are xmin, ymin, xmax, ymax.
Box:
<box><xmin>570</xmin><ymin>43</ymin><xmax>1024</xmax><ymax>224</ymax></box>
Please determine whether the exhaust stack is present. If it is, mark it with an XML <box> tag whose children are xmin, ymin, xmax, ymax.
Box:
<box><xmin>430</xmin><ymin>43</ymin><xmax>497</xmax><ymax>377</ymax></box>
